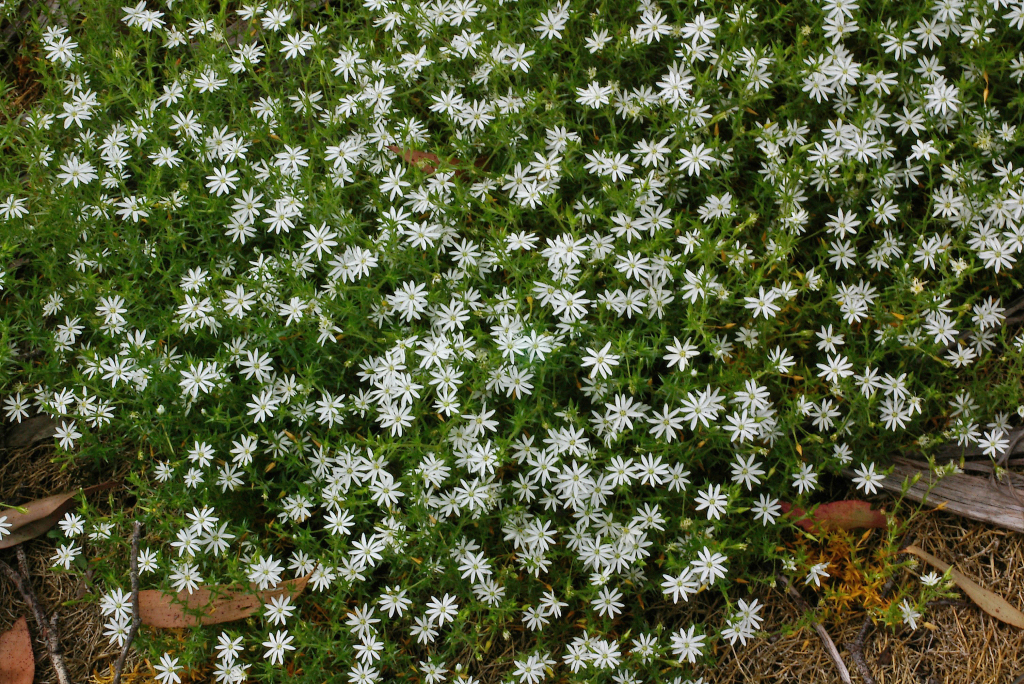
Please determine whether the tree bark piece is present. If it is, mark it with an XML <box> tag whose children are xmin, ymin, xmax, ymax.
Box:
<box><xmin>844</xmin><ymin>457</ymin><xmax>1024</xmax><ymax>533</ymax></box>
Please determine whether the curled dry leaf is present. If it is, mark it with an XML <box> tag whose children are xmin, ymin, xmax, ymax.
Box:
<box><xmin>139</xmin><ymin>571</ymin><xmax>312</xmax><ymax>628</ymax></box>
<box><xmin>3</xmin><ymin>415</ymin><xmax>58</xmax><ymax>450</ymax></box>
<box><xmin>0</xmin><ymin>482</ymin><xmax>117</xmax><ymax>550</ymax></box>
<box><xmin>904</xmin><ymin>544</ymin><xmax>1024</xmax><ymax>629</ymax></box>
<box><xmin>0</xmin><ymin>617</ymin><xmax>34</xmax><ymax>684</ymax></box>
<box><xmin>779</xmin><ymin>500</ymin><xmax>887</xmax><ymax>533</ymax></box>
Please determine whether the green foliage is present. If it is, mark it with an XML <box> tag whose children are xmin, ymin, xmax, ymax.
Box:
<box><xmin>0</xmin><ymin>0</ymin><xmax>1023</xmax><ymax>681</ymax></box>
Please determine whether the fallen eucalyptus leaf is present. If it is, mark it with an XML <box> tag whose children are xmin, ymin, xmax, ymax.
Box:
<box><xmin>0</xmin><ymin>617</ymin><xmax>34</xmax><ymax>684</ymax></box>
<box><xmin>139</xmin><ymin>571</ymin><xmax>312</xmax><ymax>628</ymax></box>
<box><xmin>0</xmin><ymin>482</ymin><xmax>116</xmax><ymax>549</ymax></box>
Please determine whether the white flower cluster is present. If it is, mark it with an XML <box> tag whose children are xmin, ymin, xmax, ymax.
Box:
<box><xmin>2</xmin><ymin>0</ymin><xmax>1024</xmax><ymax>680</ymax></box>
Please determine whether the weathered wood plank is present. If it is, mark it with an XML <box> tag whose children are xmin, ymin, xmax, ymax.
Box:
<box><xmin>846</xmin><ymin>458</ymin><xmax>1024</xmax><ymax>533</ymax></box>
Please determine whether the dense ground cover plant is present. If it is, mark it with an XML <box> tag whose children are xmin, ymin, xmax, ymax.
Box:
<box><xmin>1</xmin><ymin>0</ymin><xmax>1023</xmax><ymax>679</ymax></box>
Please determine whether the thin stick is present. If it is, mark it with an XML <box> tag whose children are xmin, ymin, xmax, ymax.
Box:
<box><xmin>112</xmin><ymin>521</ymin><xmax>143</xmax><ymax>684</ymax></box>
<box><xmin>778</xmin><ymin>574</ymin><xmax>852</xmax><ymax>684</ymax></box>
<box><xmin>846</xmin><ymin>575</ymin><xmax>896</xmax><ymax>684</ymax></box>
<box><xmin>0</xmin><ymin>549</ymin><xmax>72</xmax><ymax>684</ymax></box>
<box><xmin>16</xmin><ymin>545</ymin><xmax>31</xmax><ymax>581</ymax></box>
<box><xmin>845</xmin><ymin>612</ymin><xmax>878</xmax><ymax>684</ymax></box>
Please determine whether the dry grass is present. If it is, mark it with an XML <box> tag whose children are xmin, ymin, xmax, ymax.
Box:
<box><xmin>708</xmin><ymin>511</ymin><xmax>1024</xmax><ymax>683</ymax></box>
<box><xmin>0</xmin><ymin>442</ymin><xmax>140</xmax><ymax>684</ymax></box>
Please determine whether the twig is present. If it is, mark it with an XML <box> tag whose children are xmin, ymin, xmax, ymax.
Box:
<box><xmin>112</xmin><ymin>521</ymin><xmax>143</xmax><ymax>684</ymax></box>
<box><xmin>0</xmin><ymin>547</ymin><xmax>73</xmax><ymax>684</ymax></box>
<box><xmin>845</xmin><ymin>606</ymin><xmax>879</xmax><ymax>684</ymax></box>
<box><xmin>16</xmin><ymin>544</ymin><xmax>31</xmax><ymax>581</ymax></box>
<box><xmin>778</xmin><ymin>575</ymin><xmax>852</xmax><ymax>684</ymax></box>
<box><xmin>926</xmin><ymin>599</ymin><xmax>975</xmax><ymax>610</ymax></box>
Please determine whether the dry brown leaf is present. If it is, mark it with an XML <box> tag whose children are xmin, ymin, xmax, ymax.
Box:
<box><xmin>0</xmin><ymin>482</ymin><xmax>116</xmax><ymax>549</ymax></box>
<box><xmin>904</xmin><ymin>544</ymin><xmax>1024</xmax><ymax>629</ymax></box>
<box><xmin>387</xmin><ymin>145</ymin><xmax>443</xmax><ymax>174</ymax></box>
<box><xmin>3</xmin><ymin>415</ymin><xmax>58</xmax><ymax>449</ymax></box>
<box><xmin>780</xmin><ymin>500</ymin><xmax>887</xmax><ymax>533</ymax></box>
<box><xmin>386</xmin><ymin>145</ymin><xmax>486</xmax><ymax>178</ymax></box>
<box><xmin>0</xmin><ymin>617</ymin><xmax>34</xmax><ymax>684</ymax></box>
<box><xmin>139</xmin><ymin>571</ymin><xmax>312</xmax><ymax>628</ymax></box>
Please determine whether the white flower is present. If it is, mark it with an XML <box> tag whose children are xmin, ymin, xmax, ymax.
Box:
<box><xmin>169</xmin><ymin>561</ymin><xmax>203</xmax><ymax>594</ymax></box>
<box><xmin>591</xmin><ymin>585</ymin><xmax>624</xmax><ymax>619</ymax></box>
<box><xmin>104</xmin><ymin>614</ymin><xmax>133</xmax><ymax>646</ymax></box>
<box><xmin>99</xmin><ymin>587</ymin><xmax>132</xmax><ymax>620</ymax></box>
<box><xmin>805</xmin><ymin>562</ymin><xmax>830</xmax><ymax>587</ymax></box>
<box><xmin>924</xmin><ymin>79</ymin><xmax>960</xmax><ymax>115</ymax></box>
<box><xmin>691</xmin><ymin>546</ymin><xmax>728</xmax><ymax>584</ymax></box>
<box><xmin>852</xmin><ymin>462</ymin><xmax>884</xmax><ymax>495</ymax></box>
<box><xmin>694</xmin><ymin>483</ymin><xmax>729</xmax><ymax>520</ymax></box>
<box><xmin>663</xmin><ymin>336</ymin><xmax>700</xmax><ymax>370</ymax></box>
<box><xmin>262</xmin><ymin>629</ymin><xmax>296</xmax><ymax>665</ymax></box>
<box><xmin>154</xmin><ymin>653</ymin><xmax>182</xmax><ymax>684</ymax></box>
<box><xmin>730</xmin><ymin>455</ymin><xmax>765</xmax><ymax>491</ymax></box>
<box><xmin>899</xmin><ymin>599</ymin><xmax>922</xmax><ymax>630</ymax></box>
<box><xmin>669</xmin><ymin>625</ymin><xmax>706</xmax><ymax>663</ymax></box>
<box><xmin>3</xmin><ymin>393</ymin><xmax>30</xmax><ymax>423</ymax></box>
<box><xmin>576</xmin><ymin>81</ymin><xmax>613</xmax><ymax>108</ymax></box>
<box><xmin>56</xmin><ymin>155</ymin><xmax>97</xmax><ymax>187</ymax></box>
<box><xmin>816</xmin><ymin>353</ymin><xmax>855</xmax><ymax>384</ymax></box>
<box><xmin>677</xmin><ymin>142</ymin><xmax>716</xmax><ymax>176</ymax></box>
<box><xmin>138</xmin><ymin>548</ymin><xmax>160</xmax><ymax>574</ymax></box>
<box><xmin>425</xmin><ymin>593</ymin><xmax>459</xmax><ymax>626</ymax></box>
<box><xmin>261</xmin><ymin>7</ymin><xmax>291</xmax><ymax>30</ymax></box>
<box><xmin>150</xmin><ymin>146</ymin><xmax>182</xmax><ymax>167</ymax></box>
<box><xmin>458</xmin><ymin>551</ymin><xmax>492</xmax><ymax>584</ymax></box>
<box><xmin>216</xmin><ymin>632</ymin><xmax>245</xmax><ymax>664</ymax></box>
<box><xmin>661</xmin><ymin>568</ymin><xmax>699</xmax><ymax>603</ymax></box>
<box><xmin>205</xmin><ymin>165</ymin><xmax>239</xmax><ymax>196</ymax></box>
<box><xmin>280</xmin><ymin>31</ymin><xmax>314</xmax><ymax>60</ymax></box>
<box><xmin>274</xmin><ymin>144</ymin><xmax>310</xmax><ymax>174</ymax></box>
<box><xmin>263</xmin><ymin>594</ymin><xmax>296</xmax><ymax>626</ymax></box>
<box><xmin>979</xmin><ymin>429</ymin><xmax>1010</xmax><ymax>458</ymax></box>
<box><xmin>51</xmin><ymin>543</ymin><xmax>81</xmax><ymax>570</ymax></box>
<box><xmin>792</xmin><ymin>463</ymin><xmax>819</xmax><ymax>495</ymax></box>
<box><xmin>580</xmin><ymin>342</ymin><xmax>620</xmax><ymax>379</ymax></box>
<box><xmin>387</xmin><ymin>281</ymin><xmax>429</xmax><ymax>322</ymax></box>
<box><xmin>246</xmin><ymin>389</ymin><xmax>280</xmax><ymax>423</ymax></box>
<box><xmin>751</xmin><ymin>493</ymin><xmax>781</xmax><ymax>526</ymax></box>
<box><xmin>744</xmin><ymin>286</ymin><xmax>780</xmax><ymax>318</ymax></box>
<box><xmin>248</xmin><ymin>554</ymin><xmax>284</xmax><ymax>590</ymax></box>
